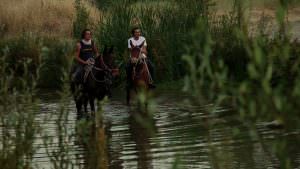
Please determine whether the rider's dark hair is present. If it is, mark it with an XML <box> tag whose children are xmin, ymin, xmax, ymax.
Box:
<box><xmin>81</xmin><ymin>29</ymin><xmax>91</xmax><ymax>39</ymax></box>
<box><xmin>131</xmin><ymin>27</ymin><xmax>141</xmax><ymax>36</ymax></box>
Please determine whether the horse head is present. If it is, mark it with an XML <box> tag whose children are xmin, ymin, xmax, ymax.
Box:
<box><xmin>130</xmin><ymin>40</ymin><xmax>145</xmax><ymax>59</ymax></box>
<box><xmin>102</xmin><ymin>45</ymin><xmax>119</xmax><ymax>77</ymax></box>
<box><xmin>102</xmin><ymin>45</ymin><xmax>115</xmax><ymax>69</ymax></box>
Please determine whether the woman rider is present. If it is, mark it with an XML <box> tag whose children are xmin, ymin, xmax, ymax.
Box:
<box><xmin>126</xmin><ymin>27</ymin><xmax>155</xmax><ymax>88</ymax></box>
<box><xmin>72</xmin><ymin>29</ymin><xmax>107</xmax><ymax>84</ymax></box>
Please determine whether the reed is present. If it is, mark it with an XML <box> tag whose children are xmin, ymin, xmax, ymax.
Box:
<box><xmin>96</xmin><ymin>0</ymin><xmax>213</xmax><ymax>82</ymax></box>
<box><xmin>183</xmin><ymin>1</ymin><xmax>300</xmax><ymax>168</ymax></box>
<box><xmin>0</xmin><ymin>34</ymin><xmax>74</xmax><ymax>89</ymax></box>
<box><xmin>0</xmin><ymin>0</ymin><xmax>100</xmax><ymax>38</ymax></box>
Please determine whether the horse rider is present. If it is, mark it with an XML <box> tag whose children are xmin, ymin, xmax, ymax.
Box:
<box><xmin>126</xmin><ymin>27</ymin><xmax>156</xmax><ymax>88</ymax></box>
<box><xmin>71</xmin><ymin>29</ymin><xmax>107</xmax><ymax>85</ymax></box>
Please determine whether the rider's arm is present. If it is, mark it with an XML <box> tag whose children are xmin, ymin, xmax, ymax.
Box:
<box><xmin>128</xmin><ymin>39</ymin><xmax>132</xmax><ymax>52</ymax></box>
<box><xmin>75</xmin><ymin>43</ymin><xmax>87</xmax><ymax>65</ymax></box>
<box><xmin>141</xmin><ymin>46</ymin><xmax>147</xmax><ymax>55</ymax></box>
<box><xmin>141</xmin><ymin>40</ymin><xmax>148</xmax><ymax>56</ymax></box>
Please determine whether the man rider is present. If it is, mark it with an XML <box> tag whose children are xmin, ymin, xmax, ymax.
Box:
<box><xmin>126</xmin><ymin>27</ymin><xmax>155</xmax><ymax>88</ymax></box>
<box><xmin>71</xmin><ymin>29</ymin><xmax>107</xmax><ymax>85</ymax></box>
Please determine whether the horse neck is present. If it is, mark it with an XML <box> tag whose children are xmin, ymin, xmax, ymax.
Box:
<box><xmin>133</xmin><ymin>62</ymin><xmax>150</xmax><ymax>85</ymax></box>
<box><xmin>103</xmin><ymin>54</ymin><xmax>113</xmax><ymax>68</ymax></box>
<box><xmin>131</xmin><ymin>48</ymin><xmax>141</xmax><ymax>58</ymax></box>
<box><xmin>94</xmin><ymin>59</ymin><xmax>103</xmax><ymax>69</ymax></box>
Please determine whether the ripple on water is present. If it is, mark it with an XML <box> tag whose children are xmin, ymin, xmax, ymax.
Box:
<box><xmin>2</xmin><ymin>92</ymin><xmax>299</xmax><ymax>169</ymax></box>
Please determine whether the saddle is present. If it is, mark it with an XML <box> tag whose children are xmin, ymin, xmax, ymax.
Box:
<box><xmin>83</xmin><ymin>58</ymin><xmax>95</xmax><ymax>83</ymax></box>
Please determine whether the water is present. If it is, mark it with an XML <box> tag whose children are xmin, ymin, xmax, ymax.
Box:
<box><xmin>9</xmin><ymin>90</ymin><xmax>300</xmax><ymax>168</ymax></box>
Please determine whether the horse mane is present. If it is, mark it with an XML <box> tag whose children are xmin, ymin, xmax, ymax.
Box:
<box><xmin>130</xmin><ymin>40</ymin><xmax>145</xmax><ymax>58</ymax></box>
<box><xmin>102</xmin><ymin>45</ymin><xmax>114</xmax><ymax>68</ymax></box>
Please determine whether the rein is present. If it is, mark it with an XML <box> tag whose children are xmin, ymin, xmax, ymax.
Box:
<box><xmin>131</xmin><ymin>48</ymin><xmax>153</xmax><ymax>83</ymax></box>
<box><xmin>84</xmin><ymin>65</ymin><xmax>110</xmax><ymax>84</ymax></box>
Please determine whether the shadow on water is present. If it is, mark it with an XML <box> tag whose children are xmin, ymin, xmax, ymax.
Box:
<box><xmin>74</xmin><ymin>113</ymin><xmax>109</xmax><ymax>169</ymax></box>
<box><xmin>74</xmin><ymin>106</ymin><xmax>156</xmax><ymax>169</ymax></box>
<box><xmin>128</xmin><ymin>110</ymin><xmax>156</xmax><ymax>169</ymax></box>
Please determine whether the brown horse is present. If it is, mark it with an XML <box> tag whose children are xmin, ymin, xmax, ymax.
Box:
<box><xmin>126</xmin><ymin>41</ymin><xmax>151</xmax><ymax>105</ymax></box>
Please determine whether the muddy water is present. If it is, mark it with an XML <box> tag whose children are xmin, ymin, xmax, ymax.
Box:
<box><xmin>31</xmin><ymin>90</ymin><xmax>300</xmax><ymax>169</ymax></box>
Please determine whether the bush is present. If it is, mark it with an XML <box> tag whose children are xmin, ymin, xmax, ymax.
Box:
<box><xmin>37</xmin><ymin>39</ymin><xmax>73</xmax><ymax>89</ymax></box>
<box><xmin>0</xmin><ymin>35</ymin><xmax>73</xmax><ymax>90</ymax></box>
<box><xmin>183</xmin><ymin>2</ymin><xmax>300</xmax><ymax>168</ymax></box>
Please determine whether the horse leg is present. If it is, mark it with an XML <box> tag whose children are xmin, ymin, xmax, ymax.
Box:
<box><xmin>126</xmin><ymin>87</ymin><xmax>131</xmax><ymax>106</ymax></box>
<box><xmin>89</xmin><ymin>96</ymin><xmax>95</xmax><ymax>118</ymax></box>
<box><xmin>83</xmin><ymin>96</ymin><xmax>89</xmax><ymax>119</ymax></box>
<box><xmin>76</xmin><ymin>99</ymin><xmax>83</xmax><ymax>120</ymax></box>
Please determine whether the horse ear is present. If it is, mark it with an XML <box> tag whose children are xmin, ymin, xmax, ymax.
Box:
<box><xmin>130</xmin><ymin>40</ymin><xmax>134</xmax><ymax>48</ymax></box>
<box><xmin>139</xmin><ymin>41</ymin><xmax>145</xmax><ymax>48</ymax></box>
<box><xmin>109</xmin><ymin>46</ymin><xmax>114</xmax><ymax>53</ymax></box>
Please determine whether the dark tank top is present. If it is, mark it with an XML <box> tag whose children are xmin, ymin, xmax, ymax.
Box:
<box><xmin>79</xmin><ymin>40</ymin><xmax>95</xmax><ymax>61</ymax></box>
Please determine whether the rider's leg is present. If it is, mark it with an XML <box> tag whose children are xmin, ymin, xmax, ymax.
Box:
<box><xmin>71</xmin><ymin>64</ymin><xmax>82</xmax><ymax>94</ymax></box>
<box><xmin>89</xmin><ymin>96</ymin><xmax>95</xmax><ymax>118</ymax></box>
<box><xmin>73</xmin><ymin>64</ymin><xmax>84</xmax><ymax>84</ymax></box>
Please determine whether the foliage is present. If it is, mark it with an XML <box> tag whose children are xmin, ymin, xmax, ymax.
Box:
<box><xmin>183</xmin><ymin>1</ymin><xmax>300</xmax><ymax>168</ymax></box>
<box><xmin>37</xmin><ymin>39</ymin><xmax>73</xmax><ymax>89</ymax></box>
<box><xmin>73</xmin><ymin>0</ymin><xmax>90</xmax><ymax>39</ymax></box>
<box><xmin>0</xmin><ymin>34</ymin><xmax>73</xmax><ymax>89</ymax></box>
<box><xmin>0</xmin><ymin>52</ymin><xmax>39</xmax><ymax>169</ymax></box>
<box><xmin>96</xmin><ymin>0</ymin><xmax>214</xmax><ymax>82</ymax></box>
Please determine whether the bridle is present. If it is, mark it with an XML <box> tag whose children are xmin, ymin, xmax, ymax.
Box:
<box><xmin>91</xmin><ymin>66</ymin><xmax>110</xmax><ymax>84</ymax></box>
<box><xmin>84</xmin><ymin>60</ymin><xmax>111</xmax><ymax>84</ymax></box>
<box><xmin>130</xmin><ymin>47</ymin><xmax>153</xmax><ymax>83</ymax></box>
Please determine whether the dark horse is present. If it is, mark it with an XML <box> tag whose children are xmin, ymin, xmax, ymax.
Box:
<box><xmin>126</xmin><ymin>41</ymin><xmax>151</xmax><ymax>105</ymax></box>
<box><xmin>71</xmin><ymin>47</ymin><xmax>116</xmax><ymax>120</ymax></box>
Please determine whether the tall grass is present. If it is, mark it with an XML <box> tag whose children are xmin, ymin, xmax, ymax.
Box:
<box><xmin>183</xmin><ymin>1</ymin><xmax>300</xmax><ymax>168</ymax></box>
<box><xmin>96</xmin><ymin>0</ymin><xmax>214</xmax><ymax>82</ymax></box>
<box><xmin>1</xmin><ymin>0</ymin><xmax>300</xmax><ymax>168</ymax></box>
<box><xmin>0</xmin><ymin>34</ymin><xmax>74</xmax><ymax>89</ymax></box>
<box><xmin>0</xmin><ymin>50</ymin><xmax>109</xmax><ymax>168</ymax></box>
<box><xmin>0</xmin><ymin>51</ymin><xmax>40</xmax><ymax>169</ymax></box>
<box><xmin>0</xmin><ymin>0</ymin><xmax>100</xmax><ymax>37</ymax></box>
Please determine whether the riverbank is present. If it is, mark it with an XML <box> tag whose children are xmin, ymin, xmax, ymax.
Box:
<box><xmin>1</xmin><ymin>0</ymin><xmax>300</xmax><ymax>90</ymax></box>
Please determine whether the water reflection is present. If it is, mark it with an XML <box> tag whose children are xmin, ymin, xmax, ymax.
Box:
<box><xmin>128</xmin><ymin>111</ymin><xmax>156</xmax><ymax>169</ymax></box>
<box><xmin>4</xmin><ymin>91</ymin><xmax>299</xmax><ymax>169</ymax></box>
<box><xmin>75</xmin><ymin>115</ymin><xmax>109</xmax><ymax>169</ymax></box>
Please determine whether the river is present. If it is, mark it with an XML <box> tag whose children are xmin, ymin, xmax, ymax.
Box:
<box><xmin>23</xmin><ymin>90</ymin><xmax>300</xmax><ymax>168</ymax></box>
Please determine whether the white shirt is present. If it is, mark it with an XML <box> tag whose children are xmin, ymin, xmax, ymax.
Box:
<box><xmin>81</xmin><ymin>39</ymin><xmax>92</xmax><ymax>45</ymax></box>
<box><xmin>128</xmin><ymin>36</ymin><xmax>147</xmax><ymax>49</ymax></box>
